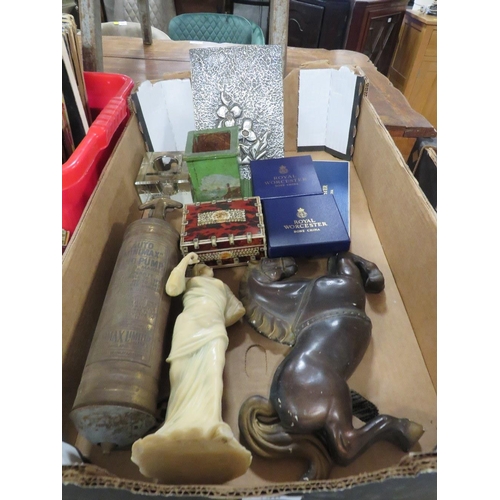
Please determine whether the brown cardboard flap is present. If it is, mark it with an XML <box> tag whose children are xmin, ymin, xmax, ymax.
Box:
<box><xmin>283</xmin><ymin>68</ymin><xmax>299</xmax><ymax>153</ymax></box>
<box><xmin>353</xmin><ymin>101</ymin><xmax>437</xmax><ymax>389</ymax></box>
<box><xmin>63</xmin><ymin>452</ymin><xmax>436</xmax><ymax>498</ymax></box>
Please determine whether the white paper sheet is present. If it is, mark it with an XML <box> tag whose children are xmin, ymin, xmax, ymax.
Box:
<box><xmin>297</xmin><ymin>69</ymin><xmax>331</xmax><ymax>147</ymax></box>
<box><xmin>298</xmin><ymin>67</ymin><xmax>360</xmax><ymax>157</ymax></box>
<box><xmin>325</xmin><ymin>67</ymin><xmax>359</xmax><ymax>154</ymax></box>
<box><xmin>134</xmin><ymin>79</ymin><xmax>195</xmax><ymax>151</ymax></box>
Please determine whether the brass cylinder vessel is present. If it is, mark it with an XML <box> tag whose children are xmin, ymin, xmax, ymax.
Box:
<box><xmin>70</xmin><ymin>202</ymin><xmax>180</xmax><ymax>448</ymax></box>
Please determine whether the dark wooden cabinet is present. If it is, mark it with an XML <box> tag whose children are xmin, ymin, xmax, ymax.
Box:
<box><xmin>344</xmin><ymin>0</ymin><xmax>408</xmax><ymax>75</ymax></box>
<box><xmin>288</xmin><ymin>0</ymin><xmax>351</xmax><ymax>50</ymax></box>
<box><xmin>174</xmin><ymin>0</ymin><xmax>230</xmax><ymax>14</ymax></box>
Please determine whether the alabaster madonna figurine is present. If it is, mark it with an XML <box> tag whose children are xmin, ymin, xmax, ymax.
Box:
<box><xmin>131</xmin><ymin>252</ymin><xmax>251</xmax><ymax>484</ymax></box>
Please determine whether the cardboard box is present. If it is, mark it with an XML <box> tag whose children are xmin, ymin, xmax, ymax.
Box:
<box><xmin>62</xmin><ymin>69</ymin><xmax>437</xmax><ymax>497</ymax></box>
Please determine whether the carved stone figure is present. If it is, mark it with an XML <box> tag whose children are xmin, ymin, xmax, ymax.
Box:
<box><xmin>131</xmin><ymin>252</ymin><xmax>252</xmax><ymax>484</ymax></box>
<box><xmin>238</xmin><ymin>253</ymin><xmax>424</xmax><ymax>480</ymax></box>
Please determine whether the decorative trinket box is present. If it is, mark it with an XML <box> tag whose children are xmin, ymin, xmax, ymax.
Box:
<box><xmin>184</xmin><ymin>126</ymin><xmax>241</xmax><ymax>203</ymax></box>
<box><xmin>262</xmin><ymin>193</ymin><xmax>350</xmax><ymax>258</ymax></box>
<box><xmin>250</xmin><ymin>155</ymin><xmax>323</xmax><ymax>200</ymax></box>
<box><xmin>180</xmin><ymin>197</ymin><xmax>267</xmax><ymax>268</ymax></box>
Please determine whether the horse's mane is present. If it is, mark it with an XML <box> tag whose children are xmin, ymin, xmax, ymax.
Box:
<box><xmin>239</xmin><ymin>263</ymin><xmax>297</xmax><ymax>346</ymax></box>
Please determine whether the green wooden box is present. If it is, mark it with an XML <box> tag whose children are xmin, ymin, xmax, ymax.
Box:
<box><xmin>184</xmin><ymin>126</ymin><xmax>246</xmax><ymax>202</ymax></box>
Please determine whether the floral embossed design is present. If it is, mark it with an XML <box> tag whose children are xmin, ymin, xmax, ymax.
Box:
<box><xmin>216</xmin><ymin>91</ymin><xmax>242</xmax><ymax>128</ymax></box>
<box><xmin>239</xmin><ymin>131</ymin><xmax>269</xmax><ymax>166</ymax></box>
<box><xmin>239</xmin><ymin>119</ymin><xmax>257</xmax><ymax>143</ymax></box>
<box><xmin>215</xmin><ymin>91</ymin><xmax>269</xmax><ymax>169</ymax></box>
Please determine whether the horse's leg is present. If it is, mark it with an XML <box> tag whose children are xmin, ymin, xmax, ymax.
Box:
<box><xmin>324</xmin><ymin>373</ymin><xmax>424</xmax><ymax>466</ymax></box>
<box><xmin>327</xmin><ymin>252</ymin><xmax>384</xmax><ymax>293</ymax></box>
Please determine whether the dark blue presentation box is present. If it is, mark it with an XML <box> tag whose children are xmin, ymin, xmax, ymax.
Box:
<box><xmin>250</xmin><ymin>155</ymin><xmax>323</xmax><ymax>200</ymax></box>
<box><xmin>262</xmin><ymin>193</ymin><xmax>350</xmax><ymax>258</ymax></box>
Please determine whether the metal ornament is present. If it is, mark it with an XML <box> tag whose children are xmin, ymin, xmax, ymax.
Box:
<box><xmin>197</xmin><ymin>209</ymin><xmax>246</xmax><ymax>226</ymax></box>
<box><xmin>189</xmin><ymin>45</ymin><xmax>285</xmax><ymax>183</ymax></box>
<box><xmin>238</xmin><ymin>253</ymin><xmax>424</xmax><ymax>480</ymax></box>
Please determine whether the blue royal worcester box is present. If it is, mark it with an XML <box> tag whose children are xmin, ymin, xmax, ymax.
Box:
<box><xmin>313</xmin><ymin>160</ymin><xmax>350</xmax><ymax>235</ymax></box>
<box><xmin>250</xmin><ymin>155</ymin><xmax>323</xmax><ymax>200</ymax></box>
<box><xmin>262</xmin><ymin>193</ymin><xmax>350</xmax><ymax>258</ymax></box>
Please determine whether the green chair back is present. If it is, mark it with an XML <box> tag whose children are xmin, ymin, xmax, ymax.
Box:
<box><xmin>250</xmin><ymin>19</ymin><xmax>266</xmax><ymax>45</ymax></box>
<box><xmin>168</xmin><ymin>13</ymin><xmax>265</xmax><ymax>45</ymax></box>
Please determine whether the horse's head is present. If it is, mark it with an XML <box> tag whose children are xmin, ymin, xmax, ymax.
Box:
<box><xmin>255</xmin><ymin>257</ymin><xmax>298</xmax><ymax>283</ymax></box>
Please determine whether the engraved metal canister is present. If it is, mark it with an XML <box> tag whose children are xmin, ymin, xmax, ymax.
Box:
<box><xmin>70</xmin><ymin>201</ymin><xmax>180</xmax><ymax>448</ymax></box>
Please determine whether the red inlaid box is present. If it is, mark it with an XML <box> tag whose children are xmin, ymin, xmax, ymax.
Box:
<box><xmin>180</xmin><ymin>197</ymin><xmax>267</xmax><ymax>268</ymax></box>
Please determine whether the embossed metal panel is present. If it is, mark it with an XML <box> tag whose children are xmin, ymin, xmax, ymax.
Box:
<box><xmin>189</xmin><ymin>45</ymin><xmax>285</xmax><ymax>187</ymax></box>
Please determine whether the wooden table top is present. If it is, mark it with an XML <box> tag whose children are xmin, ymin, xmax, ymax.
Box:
<box><xmin>102</xmin><ymin>37</ymin><xmax>436</xmax><ymax>138</ymax></box>
<box><xmin>406</xmin><ymin>9</ymin><xmax>437</xmax><ymax>26</ymax></box>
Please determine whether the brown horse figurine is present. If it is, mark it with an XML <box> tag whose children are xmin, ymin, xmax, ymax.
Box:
<box><xmin>238</xmin><ymin>252</ymin><xmax>424</xmax><ymax>480</ymax></box>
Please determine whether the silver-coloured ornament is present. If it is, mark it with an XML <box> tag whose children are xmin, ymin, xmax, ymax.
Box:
<box><xmin>189</xmin><ymin>46</ymin><xmax>285</xmax><ymax>170</ymax></box>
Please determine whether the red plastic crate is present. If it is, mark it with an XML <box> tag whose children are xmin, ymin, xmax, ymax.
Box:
<box><xmin>62</xmin><ymin>72</ymin><xmax>134</xmax><ymax>238</ymax></box>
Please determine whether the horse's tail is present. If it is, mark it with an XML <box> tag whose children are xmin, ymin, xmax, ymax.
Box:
<box><xmin>238</xmin><ymin>395</ymin><xmax>333</xmax><ymax>481</ymax></box>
